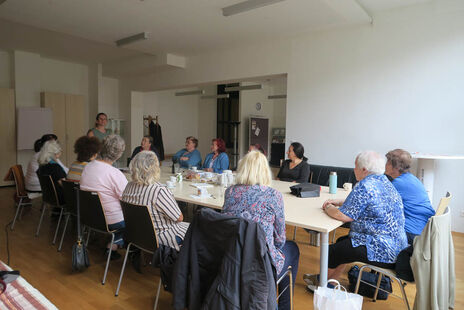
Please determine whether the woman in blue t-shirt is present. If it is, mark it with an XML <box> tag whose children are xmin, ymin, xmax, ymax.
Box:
<box><xmin>203</xmin><ymin>138</ymin><xmax>229</xmax><ymax>173</ymax></box>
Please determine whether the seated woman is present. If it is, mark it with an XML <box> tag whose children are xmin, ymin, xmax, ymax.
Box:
<box><xmin>222</xmin><ymin>151</ymin><xmax>299</xmax><ymax>310</ymax></box>
<box><xmin>276</xmin><ymin>142</ymin><xmax>310</xmax><ymax>183</ymax></box>
<box><xmin>36</xmin><ymin>140</ymin><xmax>67</xmax><ymax>204</ymax></box>
<box><xmin>129</xmin><ymin>135</ymin><xmax>160</xmax><ymax>164</ymax></box>
<box><xmin>385</xmin><ymin>149</ymin><xmax>435</xmax><ymax>245</ymax></box>
<box><xmin>172</xmin><ymin>136</ymin><xmax>202</xmax><ymax>168</ymax></box>
<box><xmin>80</xmin><ymin>135</ymin><xmax>128</xmax><ymax>259</ymax></box>
<box><xmin>67</xmin><ymin>136</ymin><xmax>101</xmax><ymax>182</ymax></box>
<box><xmin>203</xmin><ymin>138</ymin><xmax>229</xmax><ymax>173</ymax></box>
<box><xmin>304</xmin><ymin>151</ymin><xmax>408</xmax><ymax>290</ymax></box>
<box><xmin>122</xmin><ymin>151</ymin><xmax>189</xmax><ymax>250</ymax></box>
<box><xmin>248</xmin><ymin>143</ymin><xmax>267</xmax><ymax>156</ymax></box>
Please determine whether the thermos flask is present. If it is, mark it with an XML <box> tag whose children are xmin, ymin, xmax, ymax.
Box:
<box><xmin>329</xmin><ymin>171</ymin><xmax>337</xmax><ymax>194</ymax></box>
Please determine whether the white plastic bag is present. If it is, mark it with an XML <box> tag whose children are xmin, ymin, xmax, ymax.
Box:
<box><xmin>313</xmin><ymin>279</ymin><xmax>363</xmax><ymax>310</ymax></box>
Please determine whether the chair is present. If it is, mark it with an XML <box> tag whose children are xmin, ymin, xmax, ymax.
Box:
<box><xmin>78</xmin><ymin>189</ymin><xmax>118</xmax><ymax>285</ymax></box>
<box><xmin>36</xmin><ymin>175</ymin><xmax>66</xmax><ymax>246</ymax></box>
<box><xmin>277</xmin><ymin>266</ymin><xmax>293</xmax><ymax>310</ymax></box>
<box><xmin>353</xmin><ymin>192</ymin><xmax>453</xmax><ymax>309</ymax></box>
<box><xmin>57</xmin><ymin>180</ymin><xmax>80</xmax><ymax>252</ymax></box>
<box><xmin>115</xmin><ymin>201</ymin><xmax>162</xmax><ymax>310</ymax></box>
<box><xmin>5</xmin><ymin>165</ymin><xmax>41</xmax><ymax>230</ymax></box>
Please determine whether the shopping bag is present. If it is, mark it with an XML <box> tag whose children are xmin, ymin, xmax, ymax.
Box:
<box><xmin>314</xmin><ymin>279</ymin><xmax>363</xmax><ymax>310</ymax></box>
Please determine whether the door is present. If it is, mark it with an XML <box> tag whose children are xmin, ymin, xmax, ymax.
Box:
<box><xmin>65</xmin><ymin>94</ymin><xmax>86</xmax><ymax>165</ymax></box>
<box><xmin>249</xmin><ymin>117</ymin><xmax>269</xmax><ymax>157</ymax></box>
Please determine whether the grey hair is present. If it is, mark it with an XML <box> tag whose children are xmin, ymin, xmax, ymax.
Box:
<box><xmin>129</xmin><ymin>151</ymin><xmax>160</xmax><ymax>185</ymax></box>
<box><xmin>356</xmin><ymin>151</ymin><xmax>386</xmax><ymax>175</ymax></box>
<box><xmin>100</xmin><ymin>135</ymin><xmax>125</xmax><ymax>162</ymax></box>
<box><xmin>38</xmin><ymin>140</ymin><xmax>62</xmax><ymax>165</ymax></box>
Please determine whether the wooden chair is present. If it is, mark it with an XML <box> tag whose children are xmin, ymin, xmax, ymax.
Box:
<box><xmin>36</xmin><ymin>175</ymin><xmax>66</xmax><ymax>246</ymax></box>
<box><xmin>115</xmin><ymin>201</ymin><xmax>162</xmax><ymax>309</ymax></box>
<box><xmin>5</xmin><ymin>165</ymin><xmax>41</xmax><ymax>230</ymax></box>
<box><xmin>435</xmin><ymin>192</ymin><xmax>451</xmax><ymax>216</ymax></box>
<box><xmin>78</xmin><ymin>190</ymin><xmax>119</xmax><ymax>285</ymax></box>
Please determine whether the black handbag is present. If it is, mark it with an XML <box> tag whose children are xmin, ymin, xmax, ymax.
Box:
<box><xmin>348</xmin><ymin>265</ymin><xmax>392</xmax><ymax>300</ymax></box>
<box><xmin>289</xmin><ymin>183</ymin><xmax>321</xmax><ymax>198</ymax></box>
<box><xmin>72</xmin><ymin>187</ymin><xmax>90</xmax><ymax>271</ymax></box>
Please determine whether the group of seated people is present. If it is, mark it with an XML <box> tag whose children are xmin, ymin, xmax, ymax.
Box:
<box><xmin>25</xmin><ymin>127</ymin><xmax>435</xmax><ymax>309</ymax></box>
<box><xmin>172</xmin><ymin>136</ymin><xmax>230</xmax><ymax>173</ymax></box>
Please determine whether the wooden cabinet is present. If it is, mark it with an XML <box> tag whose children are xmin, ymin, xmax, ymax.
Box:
<box><xmin>0</xmin><ymin>88</ymin><xmax>16</xmax><ymax>186</ymax></box>
<box><xmin>41</xmin><ymin>92</ymin><xmax>86</xmax><ymax>166</ymax></box>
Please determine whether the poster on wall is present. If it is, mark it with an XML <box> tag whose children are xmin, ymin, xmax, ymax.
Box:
<box><xmin>249</xmin><ymin>117</ymin><xmax>269</xmax><ymax>156</ymax></box>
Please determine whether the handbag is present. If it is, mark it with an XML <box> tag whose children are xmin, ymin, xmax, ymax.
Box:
<box><xmin>313</xmin><ymin>279</ymin><xmax>363</xmax><ymax>310</ymax></box>
<box><xmin>348</xmin><ymin>265</ymin><xmax>392</xmax><ymax>300</ymax></box>
<box><xmin>72</xmin><ymin>187</ymin><xmax>90</xmax><ymax>271</ymax></box>
<box><xmin>289</xmin><ymin>183</ymin><xmax>321</xmax><ymax>198</ymax></box>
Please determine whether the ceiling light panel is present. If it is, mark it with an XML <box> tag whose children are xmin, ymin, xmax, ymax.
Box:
<box><xmin>222</xmin><ymin>0</ymin><xmax>286</xmax><ymax>17</ymax></box>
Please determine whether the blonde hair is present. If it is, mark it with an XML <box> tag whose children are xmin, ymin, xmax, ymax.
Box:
<box><xmin>38</xmin><ymin>140</ymin><xmax>62</xmax><ymax>165</ymax></box>
<box><xmin>129</xmin><ymin>151</ymin><xmax>160</xmax><ymax>185</ymax></box>
<box><xmin>236</xmin><ymin>151</ymin><xmax>272</xmax><ymax>186</ymax></box>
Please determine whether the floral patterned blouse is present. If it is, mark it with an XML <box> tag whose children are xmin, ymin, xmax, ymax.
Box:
<box><xmin>339</xmin><ymin>174</ymin><xmax>408</xmax><ymax>263</ymax></box>
<box><xmin>223</xmin><ymin>184</ymin><xmax>286</xmax><ymax>273</ymax></box>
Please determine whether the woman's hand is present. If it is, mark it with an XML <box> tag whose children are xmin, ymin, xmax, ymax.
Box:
<box><xmin>204</xmin><ymin>168</ymin><xmax>213</xmax><ymax>172</ymax></box>
<box><xmin>180</xmin><ymin>156</ymin><xmax>189</xmax><ymax>161</ymax></box>
<box><xmin>323</xmin><ymin>199</ymin><xmax>344</xmax><ymax>209</ymax></box>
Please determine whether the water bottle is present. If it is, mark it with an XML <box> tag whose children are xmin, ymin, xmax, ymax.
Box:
<box><xmin>329</xmin><ymin>171</ymin><xmax>337</xmax><ymax>194</ymax></box>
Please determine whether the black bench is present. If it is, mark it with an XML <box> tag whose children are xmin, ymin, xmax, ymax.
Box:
<box><xmin>309</xmin><ymin>164</ymin><xmax>357</xmax><ymax>188</ymax></box>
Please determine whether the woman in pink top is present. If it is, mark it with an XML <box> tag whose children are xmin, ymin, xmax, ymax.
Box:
<box><xmin>80</xmin><ymin>134</ymin><xmax>127</xmax><ymax>259</ymax></box>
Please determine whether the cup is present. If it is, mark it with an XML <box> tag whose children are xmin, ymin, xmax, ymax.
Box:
<box><xmin>223</xmin><ymin>170</ymin><xmax>232</xmax><ymax>175</ymax></box>
<box><xmin>166</xmin><ymin>181</ymin><xmax>175</xmax><ymax>188</ymax></box>
<box><xmin>205</xmin><ymin>172</ymin><xmax>213</xmax><ymax>179</ymax></box>
<box><xmin>197</xmin><ymin>187</ymin><xmax>208</xmax><ymax>197</ymax></box>
<box><xmin>191</xmin><ymin>166</ymin><xmax>197</xmax><ymax>172</ymax></box>
<box><xmin>227</xmin><ymin>173</ymin><xmax>235</xmax><ymax>185</ymax></box>
<box><xmin>343</xmin><ymin>182</ymin><xmax>353</xmax><ymax>191</ymax></box>
<box><xmin>170</xmin><ymin>176</ymin><xmax>177</xmax><ymax>183</ymax></box>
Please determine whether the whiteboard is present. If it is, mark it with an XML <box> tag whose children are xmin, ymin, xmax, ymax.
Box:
<box><xmin>17</xmin><ymin>107</ymin><xmax>53</xmax><ymax>150</ymax></box>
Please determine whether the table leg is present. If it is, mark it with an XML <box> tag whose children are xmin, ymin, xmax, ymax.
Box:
<box><xmin>319</xmin><ymin>232</ymin><xmax>329</xmax><ymax>287</ymax></box>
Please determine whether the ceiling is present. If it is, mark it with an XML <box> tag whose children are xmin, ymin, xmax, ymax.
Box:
<box><xmin>0</xmin><ymin>0</ymin><xmax>432</xmax><ymax>59</ymax></box>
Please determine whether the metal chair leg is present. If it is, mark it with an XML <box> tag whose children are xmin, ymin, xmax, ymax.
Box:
<box><xmin>35</xmin><ymin>203</ymin><xmax>47</xmax><ymax>237</ymax></box>
<box><xmin>332</xmin><ymin>228</ymin><xmax>337</xmax><ymax>244</ymax></box>
<box><xmin>154</xmin><ymin>277</ymin><xmax>162</xmax><ymax>310</ymax></box>
<box><xmin>85</xmin><ymin>228</ymin><xmax>91</xmax><ymax>246</ymax></box>
<box><xmin>52</xmin><ymin>208</ymin><xmax>64</xmax><ymax>245</ymax></box>
<box><xmin>58</xmin><ymin>213</ymin><xmax>70</xmax><ymax>252</ymax></box>
<box><xmin>397</xmin><ymin>278</ymin><xmax>410</xmax><ymax>310</ymax></box>
<box><xmin>102</xmin><ymin>233</ymin><xmax>115</xmax><ymax>285</ymax></box>
<box><xmin>373</xmin><ymin>271</ymin><xmax>382</xmax><ymax>302</ymax></box>
<box><xmin>115</xmin><ymin>243</ymin><xmax>132</xmax><ymax>296</ymax></box>
<box><xmin>11</xmin><ymin>198</ymin><xmax>23</xmax><ymax>231</ymax></box>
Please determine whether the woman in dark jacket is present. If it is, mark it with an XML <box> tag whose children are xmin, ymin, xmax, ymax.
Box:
<box><xmin>276</xmin><ymin>142</ymin><xmax>310</xmax><ymax>183</ymax></box>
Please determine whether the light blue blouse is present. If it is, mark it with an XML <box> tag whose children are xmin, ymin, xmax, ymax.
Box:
<box><xmin>172</xmin><ymin>148</ymin><xmax>202</xmax><ymax>168</ymax></box>
<box><xmin>202</xmin><ymin>152</ymin><xmax>229</xmax><ymax>173</ymax></box>
<box><xmin>339</xmin><ymin>174</ymin><xmax>408</xmax><ymax>263</ymax></box>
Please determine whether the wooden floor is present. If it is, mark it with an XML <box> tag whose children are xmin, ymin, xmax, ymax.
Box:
<box><xmin>0</xmin><ymin>186</ymin><xmax>462</xmax><ymax>309</ymax></box>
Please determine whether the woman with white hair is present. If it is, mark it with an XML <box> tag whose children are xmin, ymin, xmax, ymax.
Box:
<box><xmin>304</xmin><ymin>151</ymin><xmax>408</xmax><ymax>290</ymax></box>
<box><xmin>36</xmin><ymin>140</ymin><xmax>67</xmax><ymax>204</ymax></box>
<box><xmin>222</xmin><ymin>151</ymin><xmax>299</xmax><ymax>310</ymax></box>
<box><xmin>80</xmin><ymin>134</ymin><xmax>128</xmax><ymax>259</ymax></box>
<box><xmin>122</xmin><ymin>151</ymin><xmax>188</xmax><ymax>250</ymax></box>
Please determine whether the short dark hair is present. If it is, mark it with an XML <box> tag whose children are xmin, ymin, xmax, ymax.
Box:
<box><xmin>186</xmin><ymin>136</ymin><xmax>198</xmax><ymax>148</ymax></box>
<box><xmin>143</xmin><ymin>135</ymin><xmax>153</xmax><ymax>144</ymax></box>
<box><xmin>386</xmin><ymin>149</ymin><xmax>411</xmax><ymax>174</ymax></box>
<box><xmin>34</xmin><ymin>139</ymin><xmax>43</xmax><ymax>152</ymax></box>
<box><xmin>74</xmin><ymin>136</ymin><xmax>101</xmax><ymax>162</ymax></box>
<box><xmin>291</xmin><ymin>142</ymin><xmax>306</xmax><ymax>160</ymax></box>
<box><xmin>40</xmin><ymin>134</ymin><xmax>57</xmax><ymax>145</ymax></box>
<box><xmin>213</xmin><ymin>138</ymin><xmax>226</xmax><ymax>153</ymax></box>
<box><xmin>96</xmin><ymin>112</ymin><xmax>107</xmax><ymax>120</ymax></box>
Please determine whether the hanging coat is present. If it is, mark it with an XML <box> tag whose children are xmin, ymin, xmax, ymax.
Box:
<box><xmin>149</xmin><ymin>121</ymin><xmax>165</xmax><ymax>161</ymax></box>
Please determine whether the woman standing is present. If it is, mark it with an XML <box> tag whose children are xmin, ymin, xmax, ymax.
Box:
<box><xmin>222</xmin><ymin>151</ymin><xmax>299</xmax><ymax>310</ymax></box>
<box><xmin>87</xmin><ymin>112</ymin><xmax>109</xmax><ymax>142</ymax></box>
<box><xmin>276</xmin><ymin>142</ymin><xmax>310</xmax><ymax>183</ymax></box>
<box><xmin>203</xmin><ymin>138</ymin><xmax>229</xmax><ymax>173</ymax></box>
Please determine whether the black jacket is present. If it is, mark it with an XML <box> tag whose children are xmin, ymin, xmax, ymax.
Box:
<box><xmin>172</xmin><ymin>208</ymin><xmax>277</xmax><ymax>310</ymax></box>
<box><xmin>149</xmin><ymin>121</ymin><xmax>165</xmax><ymax>161</ymax></box>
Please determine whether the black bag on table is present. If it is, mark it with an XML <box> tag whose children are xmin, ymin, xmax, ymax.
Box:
<box><xmin>347</xmin><ymin>265</ymin><xmax>392</xmax><ymax>300</ymax></box>
<box><xmin>72</xmin><ymin>187</ymin><xmax>90</xmax><ymax>271</ymax></box>
<box><xmin>289</xmin><ymin>183</ymin><xmax>321</xmax><ymax>198</ymax></box>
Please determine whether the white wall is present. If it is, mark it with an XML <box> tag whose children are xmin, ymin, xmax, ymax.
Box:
<box><xmin>197</xmin><ymin>85</ymin><xmax>217</xmax><ymax>158</ymax></box>
<box><xmin>124</xmin><ymin>1</ymin><xmax>464</xmax><ymax>232</ymax></box>
<box><xmin>99</xmin><ymin>76</ymin><xmax>119</xmax><ymax>119</ymax></box>
<box><xmin>0</xmin><ymin>50</ymin><xmax>12</xmax><ymax>89</ymax></box>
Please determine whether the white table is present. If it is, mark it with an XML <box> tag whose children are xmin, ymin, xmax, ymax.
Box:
<box><xmin>126</xmin><ymin>167</ymin><xmax>349</xmax><ymax>287</ymax></box>
<box><xmin>412</xmin><ymin>153</ymin><xmax>464</xmax><ymax>202</ymax></box>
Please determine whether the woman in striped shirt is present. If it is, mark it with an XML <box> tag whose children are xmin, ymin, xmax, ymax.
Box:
<box><xmin>121</xmin><ymin>151</ymin><xmax>189</xmax><ymax>250</ymax></box>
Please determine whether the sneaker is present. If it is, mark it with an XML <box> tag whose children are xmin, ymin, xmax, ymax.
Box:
<box><xmin>303</xmin><ymin>274</ymin><xmax>319</xmax><ymax>286</ymax></box>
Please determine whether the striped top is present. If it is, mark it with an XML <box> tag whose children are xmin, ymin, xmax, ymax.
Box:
<box><xmin>67</xmin><ymin>161</ymin><xmax>88</xmax><ymax>182</ymax></box>
<box><xmin>121</xmin><ymin>182</ymin><xmax>189</xmax><ymax>250</ymax></box>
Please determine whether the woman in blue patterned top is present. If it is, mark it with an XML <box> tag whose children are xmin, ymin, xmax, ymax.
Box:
<box><xmin>304</xmin><ymin>151</ymin><xmax>407</xmax><ymax>289</ymax></box>
<box><xmin>222</xmin><ymin>151</ymin><xmax>299</xmax><ymax>310</ymax></box>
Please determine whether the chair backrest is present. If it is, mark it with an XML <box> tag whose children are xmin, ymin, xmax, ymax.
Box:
<box><xmin>9</xmin><ymin>165</ymin><xmax>28</xmax><ymax>198</ymax></box>
<box><xmin>435</xmin><ymin>192</ymin><xmax>451</xmax><ymax>216</ymax></box>
<box><xmin>310</xmin><ymin>164</ymin><xmax>357</xmax><ymax>188</ymax></box>
<box><xmin>120</xmin><ymin>201</ymin><xmax>158</xmax><ymax>253</ymax></box>
<box><xmin>37</xmin><ymin>174</ymin><xmax>61</xmax><ymax>206</ymax></box>
<box><xmin>62</xmin><ymin>180</ymin><xmax>80</xmax><ymax>215</ymax></box>
<box><xmin>78</xmin><ymin>190</ymin><xmax>109</xmax><ymax>232</ymax></box>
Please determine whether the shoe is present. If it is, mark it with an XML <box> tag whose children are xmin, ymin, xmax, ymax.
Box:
<box><xmin>303</xmin><ymin>273</ymin><xmax>319</xmax><ymax>286</ymax></box>
<box><xmin>104</xmin><ymin>249</ymin><xmax>121</xmax><ymax>261</ymax></box>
